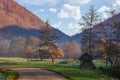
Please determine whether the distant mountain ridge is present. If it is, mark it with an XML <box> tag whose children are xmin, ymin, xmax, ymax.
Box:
<box><xmin>81</xmin><ymin>13</ymin><xmax>120</xmax><ymax>55</ymax></box>
<box><xmin>71</xmin><ymin>13</ymin><xmax>120</xmax><ymax>44</ymax></box>
<box><xmin>0</xmin><ymin>0</ymin><xmax>71</xmax><ymax>43</ymax></box>
<box><xmin>70</xmin><ymin>33</ymin><xmax>82</xmax><ymax>43</ymax></box>
<box><xmin>0</xmin><ymin>26</ymin><xmax>71</xmax><ymax>43</ymax></box>
<box><xmin>1</xmin><ymin>0</ymin><xmax>119</xmax><ymax>45</ymax></box>
<box><xmin>91</xmin><ymin>13</ymin><xmax>120</xmax><ymax>40</ymax></box>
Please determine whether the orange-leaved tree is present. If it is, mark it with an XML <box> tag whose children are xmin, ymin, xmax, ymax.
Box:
<box><xmin>38</xmin><ymin>20</ymin><xmax>64</xmax><ymax>64</ymax></box>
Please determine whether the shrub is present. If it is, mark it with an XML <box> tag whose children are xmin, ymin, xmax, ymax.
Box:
<box><xmin>99</xmin><ymin>66</ymin><xmax>120</xmax><ymax>79</ymax></box>
<box><xmin>0</xmin><ymin>69</ymin><xmax>19</xmax><ymax>80</ymax></box>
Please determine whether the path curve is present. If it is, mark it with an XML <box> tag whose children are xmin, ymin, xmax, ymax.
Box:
<box><xmin>3</xmin><ymin>67</ymin><xmax>68</xmax><ymax>80</ymax></box>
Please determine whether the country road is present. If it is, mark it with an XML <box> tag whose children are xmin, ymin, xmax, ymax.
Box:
<box><xmin>3</xmin><ymin>67</ymin><xmax>68</xmax><ymax>80</ymax></box>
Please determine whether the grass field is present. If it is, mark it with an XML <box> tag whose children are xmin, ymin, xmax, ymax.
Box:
<box><xmin>0</xmin><ymin>57</ymin><xmax>116</xmax><ymax>80</ymax></box>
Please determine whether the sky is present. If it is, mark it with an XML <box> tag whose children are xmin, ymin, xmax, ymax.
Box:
<box><xmin>15</xmin><ymin>0</ymin><xmax>120</xmax><ymax>36</ymax></box>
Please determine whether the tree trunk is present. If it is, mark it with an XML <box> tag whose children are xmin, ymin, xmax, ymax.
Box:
<box><xmin>49</xmin><ymin>53</ymin><xmax>55</xmax><ymax>64</ymax></box>
<box><xmin>89</xmin><ymin>28</ymin><xmax>92</xmax><ymax>56</ymax></box>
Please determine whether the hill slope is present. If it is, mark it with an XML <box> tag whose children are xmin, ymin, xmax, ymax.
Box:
<box><xmin>0</xmin><ymin>0</ymin><xmax>70</xmax><ymax>43</ymax></box>
<box><xmin>80</xmin><ymin>13</ymin><xmax>120</xmax><ymax>54</ymax></box>
<box><xmin>0</xmin><ymin>0</ymin><xmax>46</xmax><ymax>29</ymax></box>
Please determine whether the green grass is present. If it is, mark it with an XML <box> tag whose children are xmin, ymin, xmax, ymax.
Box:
<box><xmin>0</xmin><ymin>57</ymin><xmax>27</xmax><ymax>62</ymax></box>
<box><xmin>0</xmin><ymin>68</ymin><xmax>19</xmax><ymax>80</ymax></box>
<box><xmin>48</xmin><ymin>68</ymin><xmax>111</xmax><ymax>80</ymax></box>
<box><xmin>0</xmin><ymin>57</ymin><xmax>116</xmax><ymax>80</ymax></box>
<box><xmin>0</xmin><ymin>75</ymin><xmax>7</xmax><ymax>80</ymax></box>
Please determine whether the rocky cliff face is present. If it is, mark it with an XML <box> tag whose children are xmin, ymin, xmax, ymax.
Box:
<box><xmin>0</xmin><ymin>0</ymin><xmax>46</xmax><ymax>29</ymax></box>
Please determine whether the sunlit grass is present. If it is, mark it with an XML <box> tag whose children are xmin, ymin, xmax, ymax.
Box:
<box><xmin>0</xmin><ymin>57</ymin><xmax>27</xmax><ymax>62</ymax></box>
<box><xmin>0</xmin><ymin>57</ymin><xmax>116</xmax><ymax>80</ymax></box>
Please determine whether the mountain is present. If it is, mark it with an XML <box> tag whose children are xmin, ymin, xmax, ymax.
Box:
<box><xmin>80</xmin><ymin>12</ymin><xmax>120</xmax><ymax>54</ymax></box>
<box><xmin>52</xmin><ymin>28</ymin><xmax>70</xmax><ymax>43</ymax></box>
<box><xmin>0</xmin><ymin>0</ymin><xmax>46</xmax><ymax>29</ymax></box>
<box><xmin>0</xmin><ymin>26</ymin><xmax>40</xmax><ymax>39</ymax></box>
<box><xmin>0</xmin><ymin>0</ymin><xmax>70</xmax><ymax>43</ymax></box>
<box><xmin>72</xmin><ymin>13</ymin><xmax>120</xmax><ymax>44</ymax></box>
<box><xmin>71</xmin><ymin>33</ymin><xmax>82</xmax><ymax>43</ymax></box>
<box><xmin>0</xmin><ymin>26</ymin><xmax>70</xmax><ymax>42</ymax></box>
<box><xmin>90</xmin><ymin>13</ymin><xmax>120</xmax><ymax>41</ymax></box>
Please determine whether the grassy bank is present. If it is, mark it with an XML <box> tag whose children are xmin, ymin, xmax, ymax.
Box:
<box><xmin>0</xmin><ymin>68</ymin><xmax>19</xmax><ymax>80</ymax></box>
<box><xmin>0</xmin><ymin>57</ymin><xmax>115</xmax><ymax>80</ymax></box>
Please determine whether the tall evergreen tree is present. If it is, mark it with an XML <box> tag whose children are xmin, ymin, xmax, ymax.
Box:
<box><xmin>79</xmin><ymin>6</ymin><xmax>100</xmax><ymax>56</ymax></box>
<box><xmin>79</xmin><ymin>6</ymin><xmax>101</xmax><ymax>69</ymax></box>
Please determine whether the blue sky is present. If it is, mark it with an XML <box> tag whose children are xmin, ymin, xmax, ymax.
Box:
<box><xmin>15</xmin><ymin>0</ymin><xmax>120</xmax><ymax>36</ymax></box>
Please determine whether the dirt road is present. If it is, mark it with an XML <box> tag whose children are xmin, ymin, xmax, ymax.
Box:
<box><xmin>3</xmin><ymin>67</ymin><xmax>68</xmax><ymax>80</ymax></box>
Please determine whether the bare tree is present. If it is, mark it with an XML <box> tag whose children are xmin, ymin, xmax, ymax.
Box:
<box><xmin>38</xmin><ymin>20</ymin><xmax>64</xmax><ymax>64</ymax></box>
<box><xmin>9</xmin><ymin>37</ymin><xmax>26</xmax><ymax>57</ymax></box>
<box><xmin>0</xmin><ymin>39</ymin><xmax>10</xmax><ymax>56</ymax></box>
<box><xmin>27</xmin><ymin>36</ymin><xmax>39</xmax><ymax>50</ymax></box>
<box><xmin>64</xmin><ymin>41</ymin><xmax>81</xmax><ymax>62</ymax></box>
<box><xmin>22</xmin><ymin>45</ymin><xmax>33</xmax><ymax>62</ymax></box>
<box><xmin>79</xmin><ymin>6</ymin><xmax>101</xmax><ymax>55</ymax></box>
<box><xmin>103</xmin><ymin>10</ymin><xmax>120</xmax><ymax>67</ymax></box>
<box><xmin>78</xmin><ymin>6</ymin><xmax>101</xmax><ymax>69</ymax></box>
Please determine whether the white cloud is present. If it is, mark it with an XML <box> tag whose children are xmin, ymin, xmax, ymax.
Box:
<box><xmin>116</xmin><ymin>0</ymin><xmax>120</xmax><ymax>5</ymax></box>
<box><xmin>112</xmin><ymin>0</ymin><xmax>120</xmax><ymax>12</ymax></box>
<box><xmin>49</xmin><ymin>8</ymin><xmax>57</xmax><ymax>12</ymax></box>
<box><xmin>34</xmin><ymin>9</ymin><xmax>45</xmax><ymax>14</ymax></box>
<box><xmin>52</xmin><ymin>22</ymin><xmax>62</xmax><ymax>28</ymax></box>
<box><xmin>58</xmin><ymin>4</ymin><xmax>81</xmax><ymax>20</ymax></box>
<box><xmin>98</xmin><ymin>0</ymin><xmax>120</xmax><ymax>19</ymax></box>
<box><xmin>98</xmin><ymin>6</ymin><xmax>111</xmax><ymax>19</ymax></box>
<box><xmin>15</xmin><ymin>0</ymin><xmax>91</xmax><ymax>6</ymax></box>
<box><xmin>52</xmin><ymin>22</ymin><xmax>83</xmax><ymax>36</ymax></box>
<box><xmin>68</xmin><ymin>23</ymin><xmax>83</xmax><ymax>34</ymax></box>
<box><xmin>68</xmin><ymin>0</ymin><xmax>91</xmax><ymax>5</ymax></box>
<box><xmin>15</xmin><ymin>0</ymin><xmax>57</xmax><ymax>6</ymax></box>
<box><xmin>68</xmin><ymin>23</ymin><xmax>79</xmax><ymax>29</ymax></box>
<box><xmin>40</xmin><ymin>9</ymin><xmax>44</xmax><ymax>12</ymax></box>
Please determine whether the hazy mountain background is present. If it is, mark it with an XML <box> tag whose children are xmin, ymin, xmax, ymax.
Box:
<box><xmin>0</xmin><ymin>0</ymin><xmax>120</xmax><ymax>57</ymax></box>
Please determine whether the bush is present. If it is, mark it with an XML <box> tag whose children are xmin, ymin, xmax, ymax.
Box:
<box><xmin>59</xmin><ymin>61</ymin><xmax>68</xmax><ymax>64</ymax></box>
<box><xmin>0</xmin><ymin>69</ymin><xmax>19</xmax><ymax>80</ymax></box>
<box><xmin>99</xmin><ymin>66</ymin><xmax>120</xmax><ymax>79</ymax></box>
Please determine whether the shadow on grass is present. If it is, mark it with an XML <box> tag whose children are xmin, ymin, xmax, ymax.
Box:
<box><xmin>46</xmin><ymin>67</ymin><xmax>111</xmax><ymax>80</ymax></box>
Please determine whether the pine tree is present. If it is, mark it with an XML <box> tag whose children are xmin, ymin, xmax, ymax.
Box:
<box><xmin>79</xmin><ymin>6</ymin><xmax>101</xmax><ymax>69</ymax></box>
<box><xmin>79</xmin><ymin>6</ymin><xmax>100</xmax><ymax>56</ymax></box>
